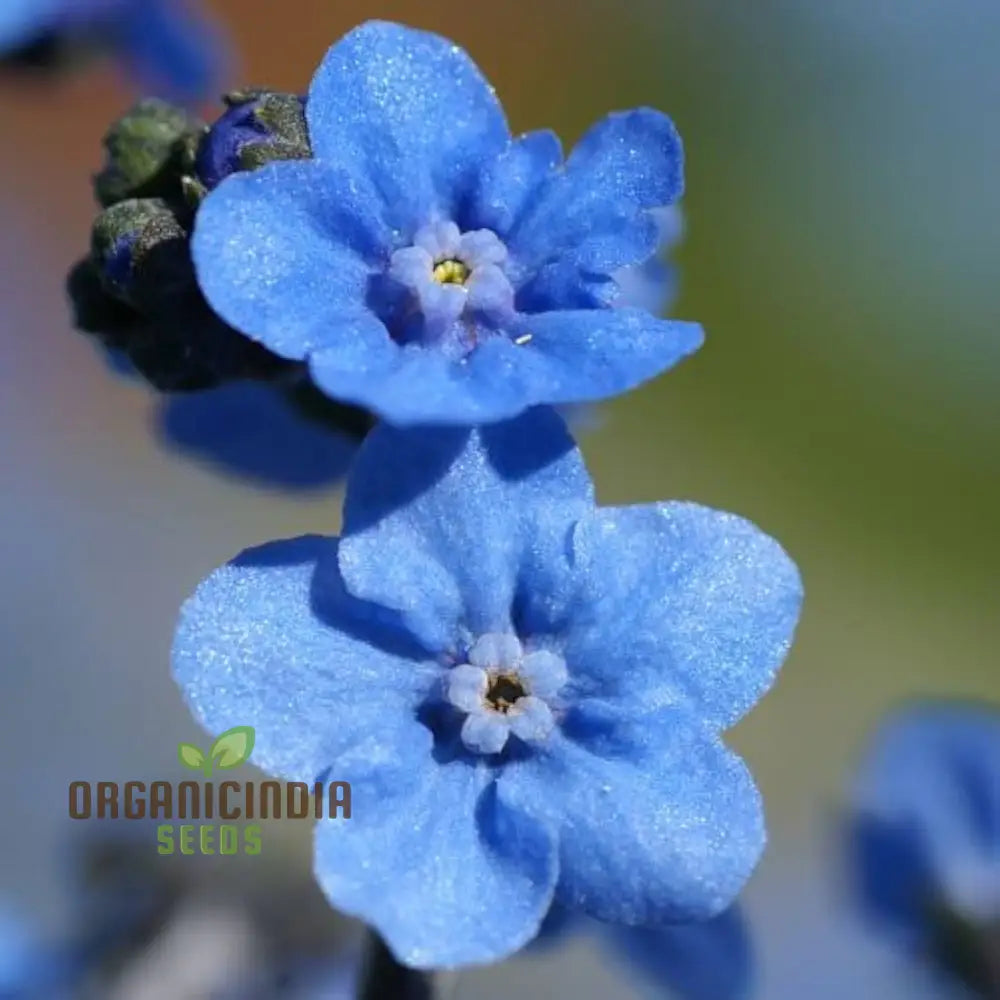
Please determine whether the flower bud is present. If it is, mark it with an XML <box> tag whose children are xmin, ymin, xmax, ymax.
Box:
<box><xmin>94</xmin><ymin>99</ymin><xmax>205</xmax><ymax>208</ymax></box>
<box><xmin>90</xmin><ymin>198</ymin><xmax>187</xmax><ymax>307</ymax></box>
<box><xmin>194</xmin><ymin>89</ymin><xmax>310</xmax><ymax>190</ymax></box>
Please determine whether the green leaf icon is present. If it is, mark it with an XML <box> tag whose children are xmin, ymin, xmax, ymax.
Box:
<box><xmin>210</xmin><ymin>726</ymin><xmax>256</xmax><ymax>770</ymax></box>
<box><xmin>178</xmin><ymin>743</ymin><xmax>206</xmax><ymax>771</ymax></box>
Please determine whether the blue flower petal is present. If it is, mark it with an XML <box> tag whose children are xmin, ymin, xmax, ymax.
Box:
<box><xmin>308</xmin><ymin>340</ymin><xmax>528</xmax><ymax>427</ymax></box>
<box><xmin>607</xmin><ymin>906</ymin><xmax>753</xmax><ymax>1000</ymax></box>
<box><xmin>314</xmin><ymin>752</ymin><xmax>558</xmax><ymax>968</ymax></box>
<box><xmin>312</xmin><ymin>305</ymin><xmax>697</xmax><ymax>425</ymax></box>
<box><xmin>851</xmin><ymin>701</ymin><xmax>1000</xmax><ymax>942</ymax></box>
<box><xmin>306</xmin><ymin>21</ymin><xmax>509</xmax><ymax>231</ymax></box>
<box><xmin>471</xmin><ymin>130</ymin><xmax>563</xmax><ymax>237</ymax></box>
<box><xmin>564</xmin><ymin>502</ymin><xmax>802</xmax><ymax>729</ymax></box>
<box><xmin>501</xmin><ymin>705</ymin><xmax>765</xmax><ymax>924</ymax></box>
<box><xmin>338</xmin><ymin>409</ymin><xmax>592</xmax><ymax>650</ymax></box>
<box><xmin>507</xmin><ymin>109</ymin><xmax>684</xmax><ymax>275</ymax></box>
<box><xmin>192</xmin><ymin>159</ymin><xmax>393</xmax><ymax>361</ymax></box>
<box><xmin>509</xmin><ymin>309</ymin><xmax>703</xmax><ymax>406</ymax></box>
<box><xmin>172</xmin><ymin>536</ymin><xmax>436</xmax><ymax>783</ymax></box>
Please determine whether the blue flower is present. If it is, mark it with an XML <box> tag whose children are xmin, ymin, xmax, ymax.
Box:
<box><xmin>173</xmin><ymin>408</ymin><xmax>802</xmax><ymax>968</ymax></box>
<box><xmin>531</xmin><ymin>904</ymin><xmax>752</xmax><ymax>1000</ymax></box>
<box><xmin>192</xmin><ymin>21</ymin><xmax>704</xmax><ymax>426</ymax></box>
<box><xmin>0</xmin><ymin>0</ymin><xmax>224</xmax><ymax>104</ymax></box>
<box><xmin>849</xmin><ymin>701</ymin><xmax>1000</xmax><ymax>994</ymax></box>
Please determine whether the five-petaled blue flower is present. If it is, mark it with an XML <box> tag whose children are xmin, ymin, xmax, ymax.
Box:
<box><xmin>0</xmin><ymin>0</ymin><xmax>223</xmax><ymax>103</ymax></box>
<box><xmin>191</xmin><ymin>21</ymin><xmax>704</xmax><ymax>426</ymax></box>
<box><xmin>173</xmin><ymin>408</ymin><xmax>802</xmax><ymax>968</ymax></box>
<box><xmin>849</xmin><ymin>701</ymin><xmax>1000</xmax><ymax>994</ymax></box>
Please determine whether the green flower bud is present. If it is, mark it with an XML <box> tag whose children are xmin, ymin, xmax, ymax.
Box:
<box><xmin>94</xmin><ymin>99</ymin><xmax>206</xmax><ymax>208</ymax></box>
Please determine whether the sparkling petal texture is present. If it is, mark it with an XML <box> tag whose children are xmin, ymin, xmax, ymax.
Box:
<box><xmin>187</xmin><ymin>21</ymin><xmax>702</xmax><ymax>425</ymax></box>
<box><xmin>507</xmin><ymin>109</ymin><xmax>684</xmax><ymax>273</ymax></box>
<box><xmin>306</xmin><ymin>20</ymin><xmax>509</xmax><ymax>231</ymax></box>
<box><xmin>314</xmin><ymin>756</ymin><xmax>558</xmax><ymax>968</ymax></box>
<box><xmin>564</xmin><ymin>502</ymin><xmax>803</xmax><ymax>728</ymax></box>
<box><xmin>501</xmin><ymin>706</ymin><xmax>766</xmax><ymax>924</ymax></box>
<box><xmin>851</xmin><ymin>702</ymin><xmax>1000</xmax><ymax>943</ymax></box>
<box><xmin>502</xmin><ymin>309</ymin><xmax>704</xmax><ymax>404</ymax></box>
<box><xmin>305</xmin><ymin>339</ymin><xmax>529</xmax><ymax>426</ymax></box>
<box><xmin>171</xmin><ymin>406</ymin><xmax>800</xmax><ymax>965</ymax></box>
<box><xmin>172</xmin><ymin>536</ymin><xmax>436</xmax><ymax>783</ymax></box>
<box><xmin>338</xmin><ymin>408</ymin><xmax>592</xmax><ymax>649</ymax></box>
<box><xmin>191</xmin><ymin>160</ymin><xmax>392</xmax><ymax>360</ymax></box>
<box><xmin>472</xmin><ymin>130</ymin><xmax>563</xmax><ymax>237</ymax></box>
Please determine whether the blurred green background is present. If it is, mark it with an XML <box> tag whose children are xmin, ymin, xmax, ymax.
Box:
<box><xmin>0</xmin><ymin>1</ymin><xmax>997</xmax><ymax>996</ymax></box>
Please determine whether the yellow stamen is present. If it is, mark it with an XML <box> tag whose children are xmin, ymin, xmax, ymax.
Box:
<box><xmin>432</xmin><ymin>258</ymin><xmax>470</xmax><ymax>285</ymax></box>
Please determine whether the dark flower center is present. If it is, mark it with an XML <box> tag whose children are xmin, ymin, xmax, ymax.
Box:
<box><xmin>486</xmin><ymin>673</ymin><xmax>527</xmax><ymax>713</ymax></box>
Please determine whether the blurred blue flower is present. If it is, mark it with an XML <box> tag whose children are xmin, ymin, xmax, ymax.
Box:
<box><xmin>0</xmin><ymin>905</ymin><xmax>37</xmax><ymax>996</ymax></box>
<box><xmin>532</xmin><ymin>904</ymin><xmax>752</xmax><ymax>1000</ymax></box>
<box><xmin>192</xmin><ymin>20</ymin><xmax>703</xmax><ymax>427</ymax></box>
<box><xmin>0</xmin><ymin>0</ymin><xmax>224</xmax><ymax>103</ymax></box>
<box><xmin>0</xmin><ymin>903</ymin><xmax>73</xmax><ymax>999</ymax></box>
<box><xmin>155</xmin><ymin>382</ymin><xmax>359</xmax><ymax>491</ymax></box>
<box><xmin>850</xmin><ymin>701</ymin><xmax>1000</xmax><ymax>995</ymax></box>
<box><xmin>174</xmin><ymin>408</ymin><xmax>802</xmax><ymax>968</ymax></box>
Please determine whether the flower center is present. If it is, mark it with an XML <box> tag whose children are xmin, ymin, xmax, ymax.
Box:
<box><xmin>443</xmin><ymin>633</ymin><xmax>568</xmax><ymax>756</ymax></box>
<box><xmin>386</xmin><ymin>221</ymin><xmax>515</xmax><ymax>351</ymax></box>
<box><xmin>485</xmin><ymin>673</ymin><xmax>527</xmax><ymax>713</ymax></box>
<box><xmin>432</xmin><ymin>258</ymin><xmax>470</xmax><ymax>285</ymax></box>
